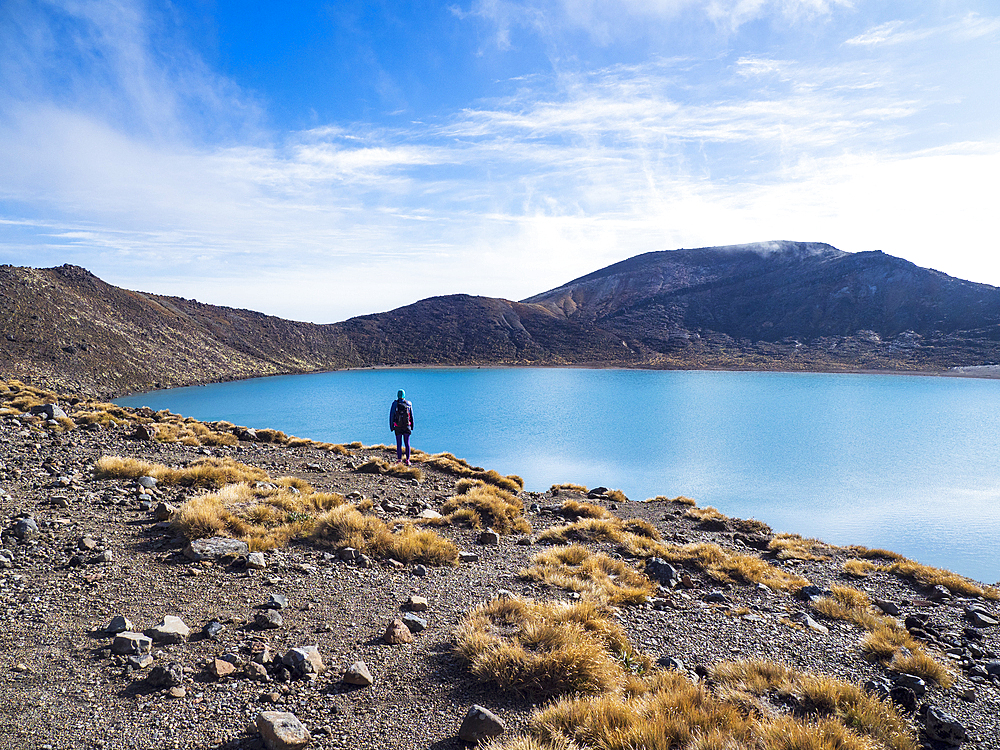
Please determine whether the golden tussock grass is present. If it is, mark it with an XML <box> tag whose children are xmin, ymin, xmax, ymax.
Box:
<box><xmin>843</xmin><ymin>558</ymin><xmax>878</xmax><ymax>578</ymax></box>
<box><xmin>685</xmin><ymin>506</ymin><xmax>728</xmax><ymax>527</ymax></box>
<box><xmin>884</xmin><ymin>558</ymin><xmax>1000</xmax><ymax>600</ymax></box>
<box><xmin>889</xmin><ymin>650</ymin><xmax>955</xmax><ymax>688</ymax></box>
<box><xmin>550</xmin><ymin>483</ymin><xmax>587</xmax><ymax>494</ymax></box>
<box><xmin>844</xmin><ymin>545</ymin><xmax>906</xmax><ymax>562</ymax></box>
<box><xmin>861</xmin><ymin>623</ymin><xmax>919</xmax><ymax>662</ymax></box>
<box><xmin>151</xmin><ymin>420</ymin><xmax>239</xmax><ymax>447</ymax></box>
<box><xmin>645</xmin><ymin>495</ymin><xmax>697</xmax><ymax>505</ymax></box>
<box><xmin>311</xmin><ymin>504</ymin><xmax>458</xmax><ymax>565</ymax></box>
<box><xmin>538</xmin><ymin>517</ymin><xmax>804</xmax><ymax>592</ymax></box>
<box><xmin>811</xmin><ymin>585</ymin><xmax>883</xmax><ymax>632</ymax></box>
<box><xmin>730</xmin><ymin>517</ymin><xmax>773</xmax><ymax>535</ymax></box>
<box><xmin>441</xmin><ymin>481</ymin><xmax>531</xmax><ymax>534</ymax></box>
<box><xmin>519</xmin><ymin>545</ymin><xmax>655</xmax><ymax>605</ymax></box>
<box><xmin>454</xmin><ymin>597</ymin><xmax>649</xmax><ymax>699</ymax></box>
<box><xmin>414</xmin><ymin>451</ymin><xmax>524</xmax><ymax>492</ymax></box>
<box><xmin>171</xmin><ymin>482</ymin><xmax>348</xmax><ymax>550</ymax></box>
<box><xmin>254</xmin><ymin>428</ymin><xmax>288</xmax><ymax>444</ymax></box>
<box><xmin>0</xmin><ymin>380</ymin><xmax>58</xmax><ymax>412</ymax></box>
<box><xmin>769</xmin><ymin>533</ymin><xmax>832</xmax><ymax>561</ymax></box>
<box><xmin>559</xmin><ymin>500</ymin><xmax>612</xmax><ymax>519</ymax></box>
<box><xmin>95</xmin><ymin>455</ymin><xmax>268</xmax><ymax>488</ymax></box>
<box><xmin>353</xmin><ymin>457</ymin><xmax>424</xmax><ymax>481</ymax></box>
<box><xmin>487</xmin><ymin>659</ymin><xmax>917</xmax><ymax>750</ymax></box>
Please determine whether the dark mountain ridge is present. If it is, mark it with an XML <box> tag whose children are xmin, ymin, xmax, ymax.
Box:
<box><xmin>4</xmin><ymin>241</ymin><xmax>1000</xmax><ymax>398</ymax></box>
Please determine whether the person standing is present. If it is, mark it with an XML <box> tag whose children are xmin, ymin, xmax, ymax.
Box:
<box><xmin>389</xmin><ymin>389</ymin><xmax>413</xmax><ymax>465</ymax></box>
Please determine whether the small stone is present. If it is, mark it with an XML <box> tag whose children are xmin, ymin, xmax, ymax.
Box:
<box><xmin>339</xmin><ymin>547</ymin><xmax>358</xmax><ymax>562</ymax></box>
<box><xmin>705</xmin><ymin>590</ymin><xmax>727</xmax><ymax>604</ymax></box>
<box><xmin>266</xmin><ymin>593</ymin><xmax>289</xmax><ymax>610</ymax></box>
<box><xmin>137</xmin><ymin>476</ymin><xmax>158</xmax><ymax>489</ymax></box>
<box><xmin>343</xmin><ymin>660</ymin><xmax>374</xmax><ymax>686</ymax></box>
<box><xmin>645</xmin><ymin>558</ymin><xmax>680</xmax><ymax>587</ymax></box>
<box><xmin>127</xmin><ymin>654</ymin><xmax>153</xmax><ymax>669</ymax></box>
<box><xmin>417</xmin><ymin>509</ymin><xmax>443</xmax><ymax>520</ymax></box>
<box><xmin>407</xmin><ymin>595</ymin><xmax>428</xmax><ymax>612</ymax></box>
<box><xmin>246</xmin><ymin>662</ymin><xmax>271</xmax><ymax>682</ymax></box>
<box><xmin>889</xmin><ymin>685</ymin><xmax>916</xmax><ymax>712</ymax></box>
<box><xmin>203</xmin><ymin>620</ymin><xmax>224</xmax><ymax>639</ymax></box>
<box><xmin>256</xmin><ymin>711</ymin><xmax>311</xmax><ymax>750</ymax></box>
<box><xmin>965</xmin><ymin>606</ymin><xmax>999</xmax><ymax>628</ymax></box>
<box><xmin>111</xmin><ymin>632</ymin><xmax>152</xmax><ymax>656</ymax></box>
<box><xmin>212</xmin><ymin>658</ymin><xmax>237</xmax><ymax>678</ymax></box>
<box><xmin>458</xmin><ymin>552</ymin><xmax>479</xmax><ymax>563</ymax></box>
<box><xmin>891</xmin><ymin>672</ymin><xmax>927</xmax><ymax>698</ymax></box>
<box><xmin>794</xmin><ymin>612</ymin><xmax>829</xmax><ymax>634</ymax></box>
<box><xmin>148</xmin><ymin>662</ymin><xmax>184</xmax><ymax>689</ymax></box>
<box><xmin>873</xmin><ymin>599</ymin><xmax>901</xmax><ymax>616</ymax></box>
<box><xmin>657</xmin><ymin>656</ymin><xmax>685</xmax><ymax>672</ymax></box>
<box><xmin>401</xmin><ymin>613</ymin><xmax>427</xmax><ymax>633</ymax></box>
<box><xmin>924</xmin><ymin>706</ymin><xmax>969</xmax><ymax>744</ymax></box>
<box><xmin>11</xmin><ymin>517</ymin><xmax>39</xmax><ymax>541</ymax></box>
<box><xmin>459</xmin><ymin>704</ymin><xmax>505</xmax><ymax>743</ymax></box>
<box><xmin>144</xmin><ymin>615</ymin><xmax>190</xmax><ymax>644</ymax></box>
<box><xmin>153</xmin><ymin>502</ymin><xmax>177</xmax><ymax>522</ymax></box>
<box><xmin>105</xmin><ymin>615</ymin><xmax>133</xmax><ymax>634</ymax></box>
<box><xmin>167</xmin><ymin>686</ymin><xmax>186</xmax><ymax>699</ymax></box>
<box><xmin>184</xmin><ymin>537</ymin><xmax>249</xmax><ymax>562</ymax></box>
<box><xmin>247</xmin><ymin>552</ymin><xmax>267</xmax><ymax>570</ymax></box>
<box><xmin>255</xmin><ymin>610</ymin><xmax>283</xmax><ymax>630</ymax></box>
<box><xmin>413</xmin><ymin>564</ymin><xmax>428</xmax><ymax>577</ymax></box>
<box><xmin>478</xmin><ymin>529</ymin><xmax>500</xmax><ymax>545</ymax></box>
<box><xmin>282</xmin><ymin>646</ymin><xmax>324</xmax><ymax>677</ymax></box>
<box><xmin>384</xmin><ymin>619</ymin><xmax>414</xmax><ymax>644</ymax></box>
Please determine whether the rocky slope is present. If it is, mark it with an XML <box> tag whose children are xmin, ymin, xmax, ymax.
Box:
<box><xmin>1</xmin><ymin>384</ymin><xmax>999</xmax><ymax>750</ymax></box>
<box><xmin>5</xmin><ymin>242</ymin><xmax>1000</xmax><ymax>398</ymax></box>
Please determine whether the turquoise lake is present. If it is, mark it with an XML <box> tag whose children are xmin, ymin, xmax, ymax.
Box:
<box><xmin>116</xmin><ymin>368</ymin><xmax>1000</xmax><ymax>584</ymax></box>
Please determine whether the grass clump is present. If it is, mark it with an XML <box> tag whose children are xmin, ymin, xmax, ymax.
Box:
<box><xmin>519</xmin><ymin>545</ymin><xmax>655</xmax><ymax>605</ymax></box>
<box><xmin>685</xmin><ymin>505</ymin><xmax>729</xmax><ymax>529</ymax></box>
<box><xmin>645</xmin><ymin>495</ymin><xmax>696</xmax><ymax>505</ymax></box>
<box><xmin>311</xmin><ymin>505</ymin><xmax>458</xmax><ymax>565</ymax></box>
<box><xmin>95</xmin><ymin>455</ymin><xmax>268</xmax><ymax>488</ymax></box>
<box><xmin>884</xmin><ymin>558</ymin><xmax>999</xmax><ymax>600</ymax></box>
<box><xmin>151</xmin><ymin>420</ymin><xmax>239</xmax><ymax>447</ymax></box>
<box><xmin>487</xmin><ymin>659</ymin><xmax>917</xmax><ymax>750</ymax></box>
<box><xmin>843</xmin><ymin>558</ymin><xmax>878</xmax><ymax>578</ymax></box>
<box><xmin>889</xmin><ymin>650</ymin><xmax>955</xmax><ymax>688</ymax></box>
<box><xmin>454</xmin><ymin>597</ymin><xmax>649</xmax><ymax>699</ymax></box>
<box><xmin>414</xmin><ymin>451</ymin><xmax>524</xmax><ymax>492</ymax></box>
<box><xmin>353</xmin><ymin>457</ymin><xmax>424</xmax><ymax>481</ymax></box>
<box><xmin>550</xmin><ymin>483</ymin><xmax>587</xmax><ymax>494</ymax></box>
<box><xmin>559</xmin><ymin>499</ymin><xmax>612</xmax><ymax>520</ymax></box>
<box><xmin>769</xmin><ymin>533</ymin><xmax>832</xmax><ymax>561</ymax></box>
<box><xmin>441</xmin><ymin>480</ymin><xmax>531</xmax><ymax>534</ymax></box>
<box><xmin>172</xmin><ymin>482</ymin><xmax>347</xmax><ymax>550</ymax></box>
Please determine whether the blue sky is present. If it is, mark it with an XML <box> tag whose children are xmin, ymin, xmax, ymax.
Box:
<box><xmin>1</xmin><ymin>1</ymin><xmax>998</xmax><ymax>322</ymax></box>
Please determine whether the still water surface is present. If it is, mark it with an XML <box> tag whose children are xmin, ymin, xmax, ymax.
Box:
<box><xmin>117</xmin><ymin>368</ymin><xmax>1000</xmax><ymax>583</ymax></box>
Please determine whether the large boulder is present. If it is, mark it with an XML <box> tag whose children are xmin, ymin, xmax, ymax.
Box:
<box><xmin>256</xmin><ymin>711</ymin><xmax>311</xmax><ymax>750</ymax></box>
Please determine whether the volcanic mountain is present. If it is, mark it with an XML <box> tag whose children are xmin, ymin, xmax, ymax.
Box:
<box><xmin>4</xmin><ymin>241</ymin><xmax>1000</xmax><ymax>397</ymax></box>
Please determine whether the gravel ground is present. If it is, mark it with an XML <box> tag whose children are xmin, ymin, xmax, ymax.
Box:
<box><xmin>1</xmin><ymin>414</ymin><xmax>998</xmax><ymax>750</ymax></box>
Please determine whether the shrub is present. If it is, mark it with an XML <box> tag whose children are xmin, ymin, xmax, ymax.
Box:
<box><xmin>884</xmin><ymin>559</ymin><xmax>999</xmax><ymax>600</ymax></box>
<box><xmin>843</xmin><ymin>558</ymin><xmax>877</xmax><ymax>578</ymax></box>
<box><xmin>769</xmin><ymin>533</ymin><xmax>832</xmax><ymax>561</ymax></box>
<box><xmin>645</xmin><ymin>495</ymin><xmax>697</xmax><ymax>505</ymax></box>
<box><xmin>550</xmin><ymin>483</ymin><xmax>587</xmax><ymax>494</ymax></box>
<box><xmin>95</xmin><ymin>455</ymin><xmax>268</xmax><ymax>488</ymax></box>
<box><xmin>415</xmin><ymin>452</ymin><xmax>523</xmax><ymax>492</ymax></box>
<box><xmin>559</xmin><ymin>500</ymin><xmax>612</xmax><ymax>519</ymax></box>
<box><xmin>353</xmin><ymin>457</ymin><xmax>424</xmax><ymax>481</ymax></box>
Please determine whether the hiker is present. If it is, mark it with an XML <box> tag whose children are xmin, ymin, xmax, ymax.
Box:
<box><xmin>389</xmin><ymin>389</ymin><xmax>413</xmax><ymax>465</ymax></box>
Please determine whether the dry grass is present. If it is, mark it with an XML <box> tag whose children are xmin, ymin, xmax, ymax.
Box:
<box><xmin>769</xmin><ymin>533</ymin><xmax>833</xmax><ymax>561</ymax></box>
<box><xmin>95</xmin><ymin>455</ymin><xmax>268</xmax><ymax>488</ymax></box>
<box><xmin>311</xmin><ymin>505</ymin><xmax>458</xmax><ymax>565</ymax></box>
<box><xmin>413</xmin><ymin>451</ymin><xmax>524</xmax><ymax>492</ymax></box>
<box><xmin>440</xmin><ymin>481</ymin><xmax>531</xmax><ymax>534</ymax></box>
<box><xmin>519</xmin><ymin>545</ymin><xmax>655</xmax><ymax>605</ymax></box>
<box><xmin>811</xmin><ymin>585</ymin><xmax>884</xmax><ymax>631</ymax></box>
<box><xmin>844</xmin><ymin>545</ymin><xmax>906</xmax><ymax>562</ymax></box>
<box><xmin>884</xmin><ymin>558</ymin><xmax>1000</xmax><ymax>600</ymax></box>
<box><xmin>538</xmin><ymin>517</ymin><xmax>805</xmax><ymax>593</ymax></box>
<box><xmin>353</xmin><ymin>457</ymin><xmax>424</xmax><ymax>481</ymax></box>
<box><xmin>559</xmin><ymin>500</ymin><xmax>612</xmax><ymax>519</ymax></box>
<box><xmin>861</xmin><ymin>623</ymin><xmax>919</xmax><ymax>662</ymax></box>
<box><xmin>151</xmin><ymin>420</ymin><xmax>239</xmax><ymax>447</ymax></box>
<box><xmin>454</xmin><ymin>597</ymin><xmax>649</xmax><ymax>699</ymax></box>
<box><xmin>487</xmin><ymin>659</ymin><xmax>917</xmax><ymax>750</ymax></box>
<box><xmin>730</xmin><ymin>517</ymin><xmax>773</xmax><ymax>535</ymax></box>
<box><xmin>171</xmin><ymin>482</ymin><xmax>347</xmax><ymax>550</ymax></box>
<box><xmin>254</xmin><ymin>428</ymin><xmax>289</xmax><ymax>444</ymax></box>
<box><xmin>0</xmin><ymin>380</ymin><xmax>59</xmax><ymax>413</ymax></box>
<box><xmin>550</xmin><ymin>483</ymin><xmax>587</xmax><ymax>494</ymax></box>
<box><xmin>685</xmin><ymin>505</ymin><xmax>729</xmax><ymax>528</ymax></box>
<box><xmin>889</xmin><ymin>650</ymin><xmax>954</xmax><ymax>688</ymax></box>
<box><xmin>843</xmin><ymin>558</ymin><xmax>878</xmax><ymax>578</ymax></box>
<box><xmin>645</xmin><ymin>495</ymin><xmax>697</xmax><ymax>505</ymax></box>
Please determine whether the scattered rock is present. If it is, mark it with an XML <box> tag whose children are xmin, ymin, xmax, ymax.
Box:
<box><xmin>923</xmin><ymin>706</ymin><xmax>970</xmax><ymax>745</ymax></box>
<box><xmin>343</xmin><ymin>660</ymin><xmax>374</xmax><ymax>687</ymax></box>
<box><xmin>148</xmin><ymin>662</ymin><xmax>184</xmax><ymax>689</ymax></box>
<box><xmin>645</xmin><ymin>558</ymin><xmax>680</xmax><ymax>587</ymax></box>
<box><xmin>144</xmin><ymin>615</ymin><xmax>190</xmax><ymax>644</ymax></box>
<box><xmin>184</xmin><ymin>537</ymin><xmax>249</xmax><ymax>562</ymax></box>
<box><xmin>413</xmin><ymin>564</ymin><xmax>428</xmax><ymax>577</ymax></box>
<box><xmin>211</xmin><ymin>658</ymin><xmax>237</xmax><ymax>678</ymax></box>
<box><xmin>266</xmin><ymin>594</ymin><xmax>289</xmax><ymax>610</ymax></box>
<box><xmin>401</xmin><ymin>613</ymin><xmax>427</xmax><ymax>633</ymax></box>
<box><xmin>406</xmin><ymin>595</ymin><xmax>428</xmax><ymax>612</ymax></box>
<box><xmin>458</xmin><ymin>704</ymin><xmax>505</xmax><ymax>743</ymax></box>
<box><xmin>282</xmin><ymin>646</ymin><xmax>324</xmax><ymax>678</ymax></box>
<box><xmin>383</xmin><ymin>619</ymin><xmax>414</xmax><ymax>645</ymax></box>
<box><xmin>256</xmin><ymin>711</ymin><xmax>311</xmax><ymax>750</ymax></box>
<box><xmin>111</xmin><ymin>632</ymin><xmax>152</xmax><ymax>656</ymax></box>
<box><xmin>458</xmin><ymin>552</ymin><xmax>479</xmax><ymax>564</ymax></box>
<box><xmin>478</xmin><ymin>528</ymin><xmax>500</xmax><ymax>545</ymax></box>
<box><xmin>203</xmin><ymin>620</ymin><xmax>224</xmax><ymax>639</ymax></box>
<box><xmin>153</xmin><ymin>502</ymin><xmax>177</xmax><ymax>521</ymax></box>
<box><xmin>255</xmin><ymin>610</ymin><xmax>283</xmax><ymax>630</ymax></box>
<box><xmin>873</xmin><ymin>599</ymin><xmax>901</xmax><ymax>616</ymax></box>
<box><xmin>965</xmin><ymin>605</ymin><xmax>999</xmax><ymax>628</ymax></box>
<box><xmin>11</xmin><ymin>517</ymin><xmax>39</xmax><ymax>541</ymax></box>
<box><xmin>105</xmin><ymin>615</ymin><xmax>133</xmax><ymax>634</ymax></box>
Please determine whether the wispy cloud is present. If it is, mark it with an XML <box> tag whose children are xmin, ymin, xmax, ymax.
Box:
<box><xmin>1</xmin><ymin>0</ymin><xmax>998</xmax><ymax>322</ymax></box>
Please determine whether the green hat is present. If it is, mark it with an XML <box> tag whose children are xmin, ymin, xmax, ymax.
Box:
<box><xmin>397</xmin><ymin>390</ymin><xmax>405</xmax><ymax>399</ymax></box>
